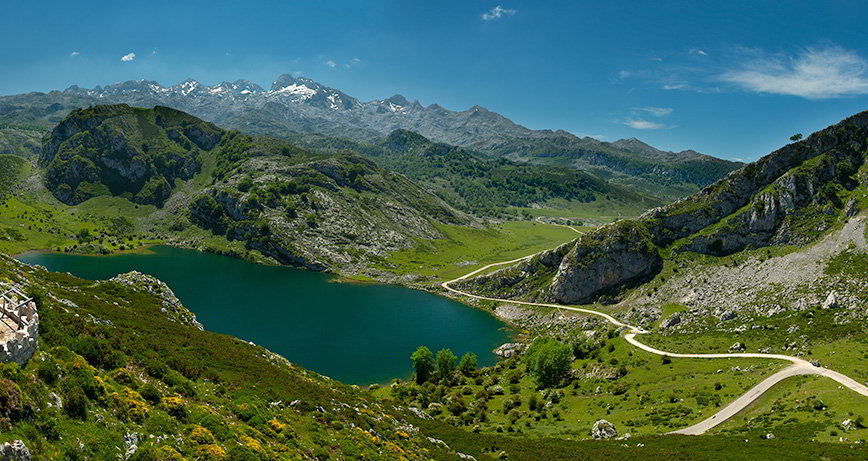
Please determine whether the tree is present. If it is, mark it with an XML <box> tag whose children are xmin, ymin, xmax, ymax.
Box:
<box><xmin>524</xmin><ymin>337</ymin><xmax>572</xmax><ymax>388</ymax></box>
<box><xmin>570</xmin><ymin>336</ymin><xmax>594</xmax><ymax>359</ymax></box>
<box><xmin>411</xmin><ymin>346</ymin><xmax>434</xmax><ymax>384</ymax></box>
<box><xmin>790</xmin><ymin>133</ymin><xmax>803</xmax><ymax>141</ymax></box>
<box><xmin>435</xmin><ymin>349</ymin><xmax>457</xmax><ymax>380</ymax></box>
<box><xmin>459</xmin><ymin>352</ymin><xmax>477</xmax><ymax>375</ymax></box>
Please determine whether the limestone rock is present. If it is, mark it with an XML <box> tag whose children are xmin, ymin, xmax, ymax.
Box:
<box><xmin>729</xmin><ymin>342</ymin><xmax>746</xmax><ymax>352</ymax></box>
<box><xmin>0</xmin><ymin>440</ymin><xmax>31</xmax><ymax>461</ymax></box>
<box><xmin>822</xmin><ymin>291</ymin><xmax>839</xmax><ymax>309</ymax></box>
<box><xmin>591</xmin><ymin>419</ymin><xmax>617</xmax><ymax>439</ymax></box>
<box><xmin>548</xmin><ymin>221</ymin><xmax>661</xmax><ymax>304</ymax></box>
<box><xmin>493</xmin><ymin>342</ymin><xmax>526</xmax><ymax>358</ymax></box>
<box><xmin>123</xmin><ymin>432</ymin><xmax>139</xmax><ymax>460</ymax></box>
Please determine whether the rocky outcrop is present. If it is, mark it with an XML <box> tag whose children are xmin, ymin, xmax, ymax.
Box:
<box><xmin>108</xmin><ymin>272</ymin><xmax>203</xmax><ymax>330</ymax></box>
<box><xmin>547</xmin><ymin>221</ymin><xmax>661</xmax><ymax>304</ymax></box>
<box><xmin>452</xmin><ymin>242</ymin><xmax>574</xmax><ymax>300</ymax></box>
<box><xmin>591</xmin><ymin>419</ymin><xmax>617</xmax><ymax>439</ymax></box>
<box><xmin>0</xmin><ymin>440</ymin><xmax>31</xmax><ymax>461</ymax></box>
<box><xmin>641</xmin><ymin>111</ymin><xmax>867</xmax><ymax>248</ymax></box>
<box><xmin>680</xmin><ymin>139</ymin><xmax>864</xmax><ymax>255</ymax></box>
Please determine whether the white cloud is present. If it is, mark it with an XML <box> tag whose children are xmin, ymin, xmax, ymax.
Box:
<box><xmin>662</xmin><ymin>83</ymin><xmax>688</xmax><ymax>90</ymax></box>
<box><xmin>69</xmin><ymin>51</ymin><xmax>80</xmax><ymax>57</ymax></box>
<box><xmin>632</xmin><ymin>106</ymin><xmax>673</xmax><ymax>117</ymax></box>
<box><xmin>690</xmin><ymin>48</ymin><xmax>708</xmax><ymax>56</ymax></box>
<box><xmin>325</xmin><ymin>60</ymin><xmax>337</xmax><ymax>68</ymax></box>
<box><xmin>481</xmin><ymin>5</ymin><xmax>516</xmax><ymax>21</ymax></box>
<box><xmin>120</xmin><ymin>52</ymin><xmax>136</xmax><ymax>62</ymax></box>
<box><xmin>624</xmin><ymin>119</ymin><xmax>667</xmax><ymax>130</ymax></box>
<box><xmin>720</xmin><ymin>45</ymin><xmax>868</xmax><ymax>98</ymax></box>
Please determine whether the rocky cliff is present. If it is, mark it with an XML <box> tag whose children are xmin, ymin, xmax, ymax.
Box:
<box><xmin>463</xmin><ymin>110</ymin><xmax>867</xmax><ymax>304</ymax></box>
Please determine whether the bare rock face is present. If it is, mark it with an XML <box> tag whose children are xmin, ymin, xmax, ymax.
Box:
<box><xmin>591</xmin><ymin>419</ymin><xmax>617</xmax><ymax>439</ymax></box>
<box><xmin>0</xmin><ymin>440</ymin><xmax>31</xmax><ymax>461</ymax></box>
<box><xmin>547</xmin><ymin>221</ymin><xmax>661</xmax><ymax>304</ymax></box>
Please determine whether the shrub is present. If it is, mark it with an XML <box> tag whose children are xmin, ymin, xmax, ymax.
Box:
<box><xmin>0</xmin><ymin>378</ymin><xmax>24</xmax><ymax>422</ymax></box>
<box><xmin>36</xmin><ymin>357</ymin><xmax>61</xmax><ymax>384</ymax></box>
<box><xmin>195</xmin><ymin>444</ymin><xmax>226</xmax><ymax>461</ymax></box>
<box><xmin>190</xmin><ymin>424</ymin><xmax>216</xmax><ymax>445</ymax></box>
<box><xmin>140</xmin><ymin>383</ymin><xmax>162</xmax><ymax>406</ymax></box>
<box><xmin>524</xmin><ymin>337</ymin><xmax>572</xmax><ymax>388</ymax></box>
<box><xmin>109</xmin><ymin>388</ymin><xmax>149</xmax><ymax>423</ymax></box>
<box><xmin>459</xmin><ymin>352</ymin><xmax>477</xmax><ymax>375</ymax></box>
<box><xmin>160</xmin><ymin>395</ymin><xmax>188</xmax><ymax>420</ymax></box>
<box><xmin>63</xmin><ymin>386</ymin><xmax>89</xmax><ymax>420</ymax></box>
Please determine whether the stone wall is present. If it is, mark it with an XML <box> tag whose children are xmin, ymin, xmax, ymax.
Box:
<box><xmin>0</xmin><ymin>299</ymin><xmax>38</xmax><ymax>366</ymax></box>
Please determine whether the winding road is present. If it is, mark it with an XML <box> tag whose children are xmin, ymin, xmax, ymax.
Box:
<box><xmin>441</xmin><ymin>232</ymin><xmax>868</xmax><ymax>435</ymax></box>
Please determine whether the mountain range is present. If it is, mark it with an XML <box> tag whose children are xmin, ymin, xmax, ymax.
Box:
<box><xmin>0</xmin><ymin>74</ymin><xmax>742</xmax><ymax>199</ymax></box>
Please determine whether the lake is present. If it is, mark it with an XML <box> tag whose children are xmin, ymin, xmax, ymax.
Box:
<box><xmin>17</xmin><ymin>246</ymin><xmax>511</xmax><ymax>384</ymax></box>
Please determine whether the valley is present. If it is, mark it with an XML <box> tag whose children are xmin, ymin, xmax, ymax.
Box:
<box><xmin>0</xmin><ymin>84</ymin><xmax>864</xmax><ymax>461</ymax></box>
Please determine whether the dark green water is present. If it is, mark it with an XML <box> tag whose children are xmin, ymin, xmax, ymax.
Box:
<box><xmin>17</xmin><ymin>246</ymin><xmax>510</xmax><ymax>384</ymax></box>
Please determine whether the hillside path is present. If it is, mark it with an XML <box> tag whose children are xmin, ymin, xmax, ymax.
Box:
<box><xmin>441</xmin><ymin>234</ymin><xmax>868</xmax><ymax>436</ymax></box>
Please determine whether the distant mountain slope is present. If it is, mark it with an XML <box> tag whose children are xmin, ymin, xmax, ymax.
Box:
<box><xmin>299</xmin><ymin>129</ymin><xmax>663</xmax><ymax>216</ymax></box>
<box><xmin>457</xmin><ymin>109</ymin><xmax>868</xmax><ymax>305</ymax></box>
<box><xmin>36</xmin><ymin>104</ymin><xmax>469</xmax><ymax>272</ymax></box>
<box><xmin>0</xmin><ymin>75</ymin><xmax>740</xmax><ymax>199</ymax></box>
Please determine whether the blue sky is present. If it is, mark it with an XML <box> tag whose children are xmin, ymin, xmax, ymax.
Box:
<box><xmin>2</xmin><ymin>1</ymin><xmax>868</xmax><ymax>161</ymax></box>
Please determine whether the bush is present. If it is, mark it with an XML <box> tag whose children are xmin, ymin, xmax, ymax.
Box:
<box><xmin>63</xmin><ymin>386</ymin><xmax>89</xmax><ymax>420</ymax></box>
<box><xmin>140</xmin><ymin>383</ymin><xmax>162</xmax><ymax>406</ymax></box>
<box><xmin>524</xmin><ymin>338</ymin><xmax>572</xmax><ymax>388</ymax></box>
<box><xmin>0</xmin><ymin>378</ymin><xmax>24</xmax><ymax>421</ymax></box>
<box><xmin>459</xmin><ymin>352</ymin><xmax>477</xmax><ymax>375</ymax></box>
<box><xmin>36</xmin><ymin>357</ymin><xmax>61</xmax><ymax>384</ymax></box>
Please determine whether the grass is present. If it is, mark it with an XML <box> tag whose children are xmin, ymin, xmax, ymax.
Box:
<box><xmin>712</xmin><ymin>374</ymin><xmax>868</xmax><ymax>443</ymax></box>
<box><xmin>380</xmin><ymin>335</ymin><xmax>783</xmax><ymax>439</ymax></box>
<box><xmin>375</xmin><ymin>220</ymin><xmax>582</xmax><ymax>281</ymax></box>
<box><xmin>508</xmin><ymin>195</ymin><xmax>655</xmax><ymax>223</ymax></box>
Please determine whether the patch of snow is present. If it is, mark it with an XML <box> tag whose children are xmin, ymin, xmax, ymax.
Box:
<box><xmin>269</xmin><ymin>83</ymin><xmax>316</xmax><ymax>99</ymax></box>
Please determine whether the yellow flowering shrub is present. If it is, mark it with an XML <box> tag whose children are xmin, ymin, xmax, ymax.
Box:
<box><xmin>158</xmin><ymin>445</ymin><xmax>187</xmax><ymax>461</ymax></box>
<box><xmin>108</xmin><ymin>387</ymin><xmax>149</xmax><ymax>423</ymax></box>
<box><xmin>267</xmin><ymin>418</ymin><xmax>286</xmax><ymax>433</ymax></box>
<box><xmin>194</xmin><ymin>444</ymin><xmax>225</xmax><ymax>461</ymax></box>
<box><xmin>190</xmin><ymin>424</ymin><xmax>216</xmax><ymax>445</ymax></box>
<box><xmin>239</xmin><ymin>435</ymin><xmax>263</xmax><ymax>453</ymax></box>
<box><xmin>160</xmin><ymin>395</ymin><xmax>187</xmax><ymax>419</ymax></box>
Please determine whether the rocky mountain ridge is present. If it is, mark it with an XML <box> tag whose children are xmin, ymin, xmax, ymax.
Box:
<box><xmin>0</xmin><ymin>75</ymin><xmax>741</xmax><ymax>198</ymax></box>
<box><xmin>457</xmin><ymin>110</ymin><xmax>868</xmax><ymax>305</ymax></box>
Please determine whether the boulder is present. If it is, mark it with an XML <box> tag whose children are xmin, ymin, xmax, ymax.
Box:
<box><xmin>0</xmin><ymin>440</ymin><xmax>31</xmax><ymax>461</ymax></box>
<box><xmin>728</xmin><ymin>342</ymin><xmax>746</xmax><ymax>352</ymax></box>
<box><xmin>591</xmin><ymin>419</ymin><xmax>617</xmax><ymax>439</ymax></box>
<box><xmin>660</xmin><ymin>313</ymin><xmax>681</xmax><ymax>329</ymax></box>
<box><xmin>822</xmin><ymin>291</ymin><xmax>839</xmax><ymax>309</ymax></box>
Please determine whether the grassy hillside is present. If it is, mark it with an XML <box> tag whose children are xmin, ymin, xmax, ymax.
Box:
<box><xmin>295</xmin><ymin>130</ymin><xmax>663</xmax><ymax>219</ymax></box>
<box><xmin>0</xmin><ymin>254</ymin><xmax>863</xmax><ymax>460</ymax></box>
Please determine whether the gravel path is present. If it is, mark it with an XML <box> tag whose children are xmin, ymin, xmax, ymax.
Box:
<box><xmin>442</xmin><ymin>233</ymin><xmax>868</xmax><ymax>436</ymax></box>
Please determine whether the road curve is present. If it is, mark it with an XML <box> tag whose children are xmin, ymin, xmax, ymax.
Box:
<box><xmin>441</xmin><ymin>244</ymin><xmax>868</xmax><ymax>435</ymax></box>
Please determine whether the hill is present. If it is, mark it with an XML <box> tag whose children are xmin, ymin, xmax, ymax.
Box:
<box><xmin>13</xmin><ymin>104</ymin><xmax>470</xmax><ymax>274</ymax></box>
<box><xmin>300</xmin><ymin>129</ymin><xmax>662</xmax><ymax>217</ymax></box>
<box><xmin>0</xmin><ymin>247</ymin><xmax>863</xmax><ymax>460</ymax></box>
<box><xmin>456</xmin><ymin>109</ymin><xmax>867</xmax><ymax>305</ymax></box>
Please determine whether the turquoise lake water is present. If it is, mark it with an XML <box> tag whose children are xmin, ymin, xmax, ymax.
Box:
<box><xmin>17</xmin><ymin>246</ymin><xmax>511</xmax><ymax>384</ymax></box>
